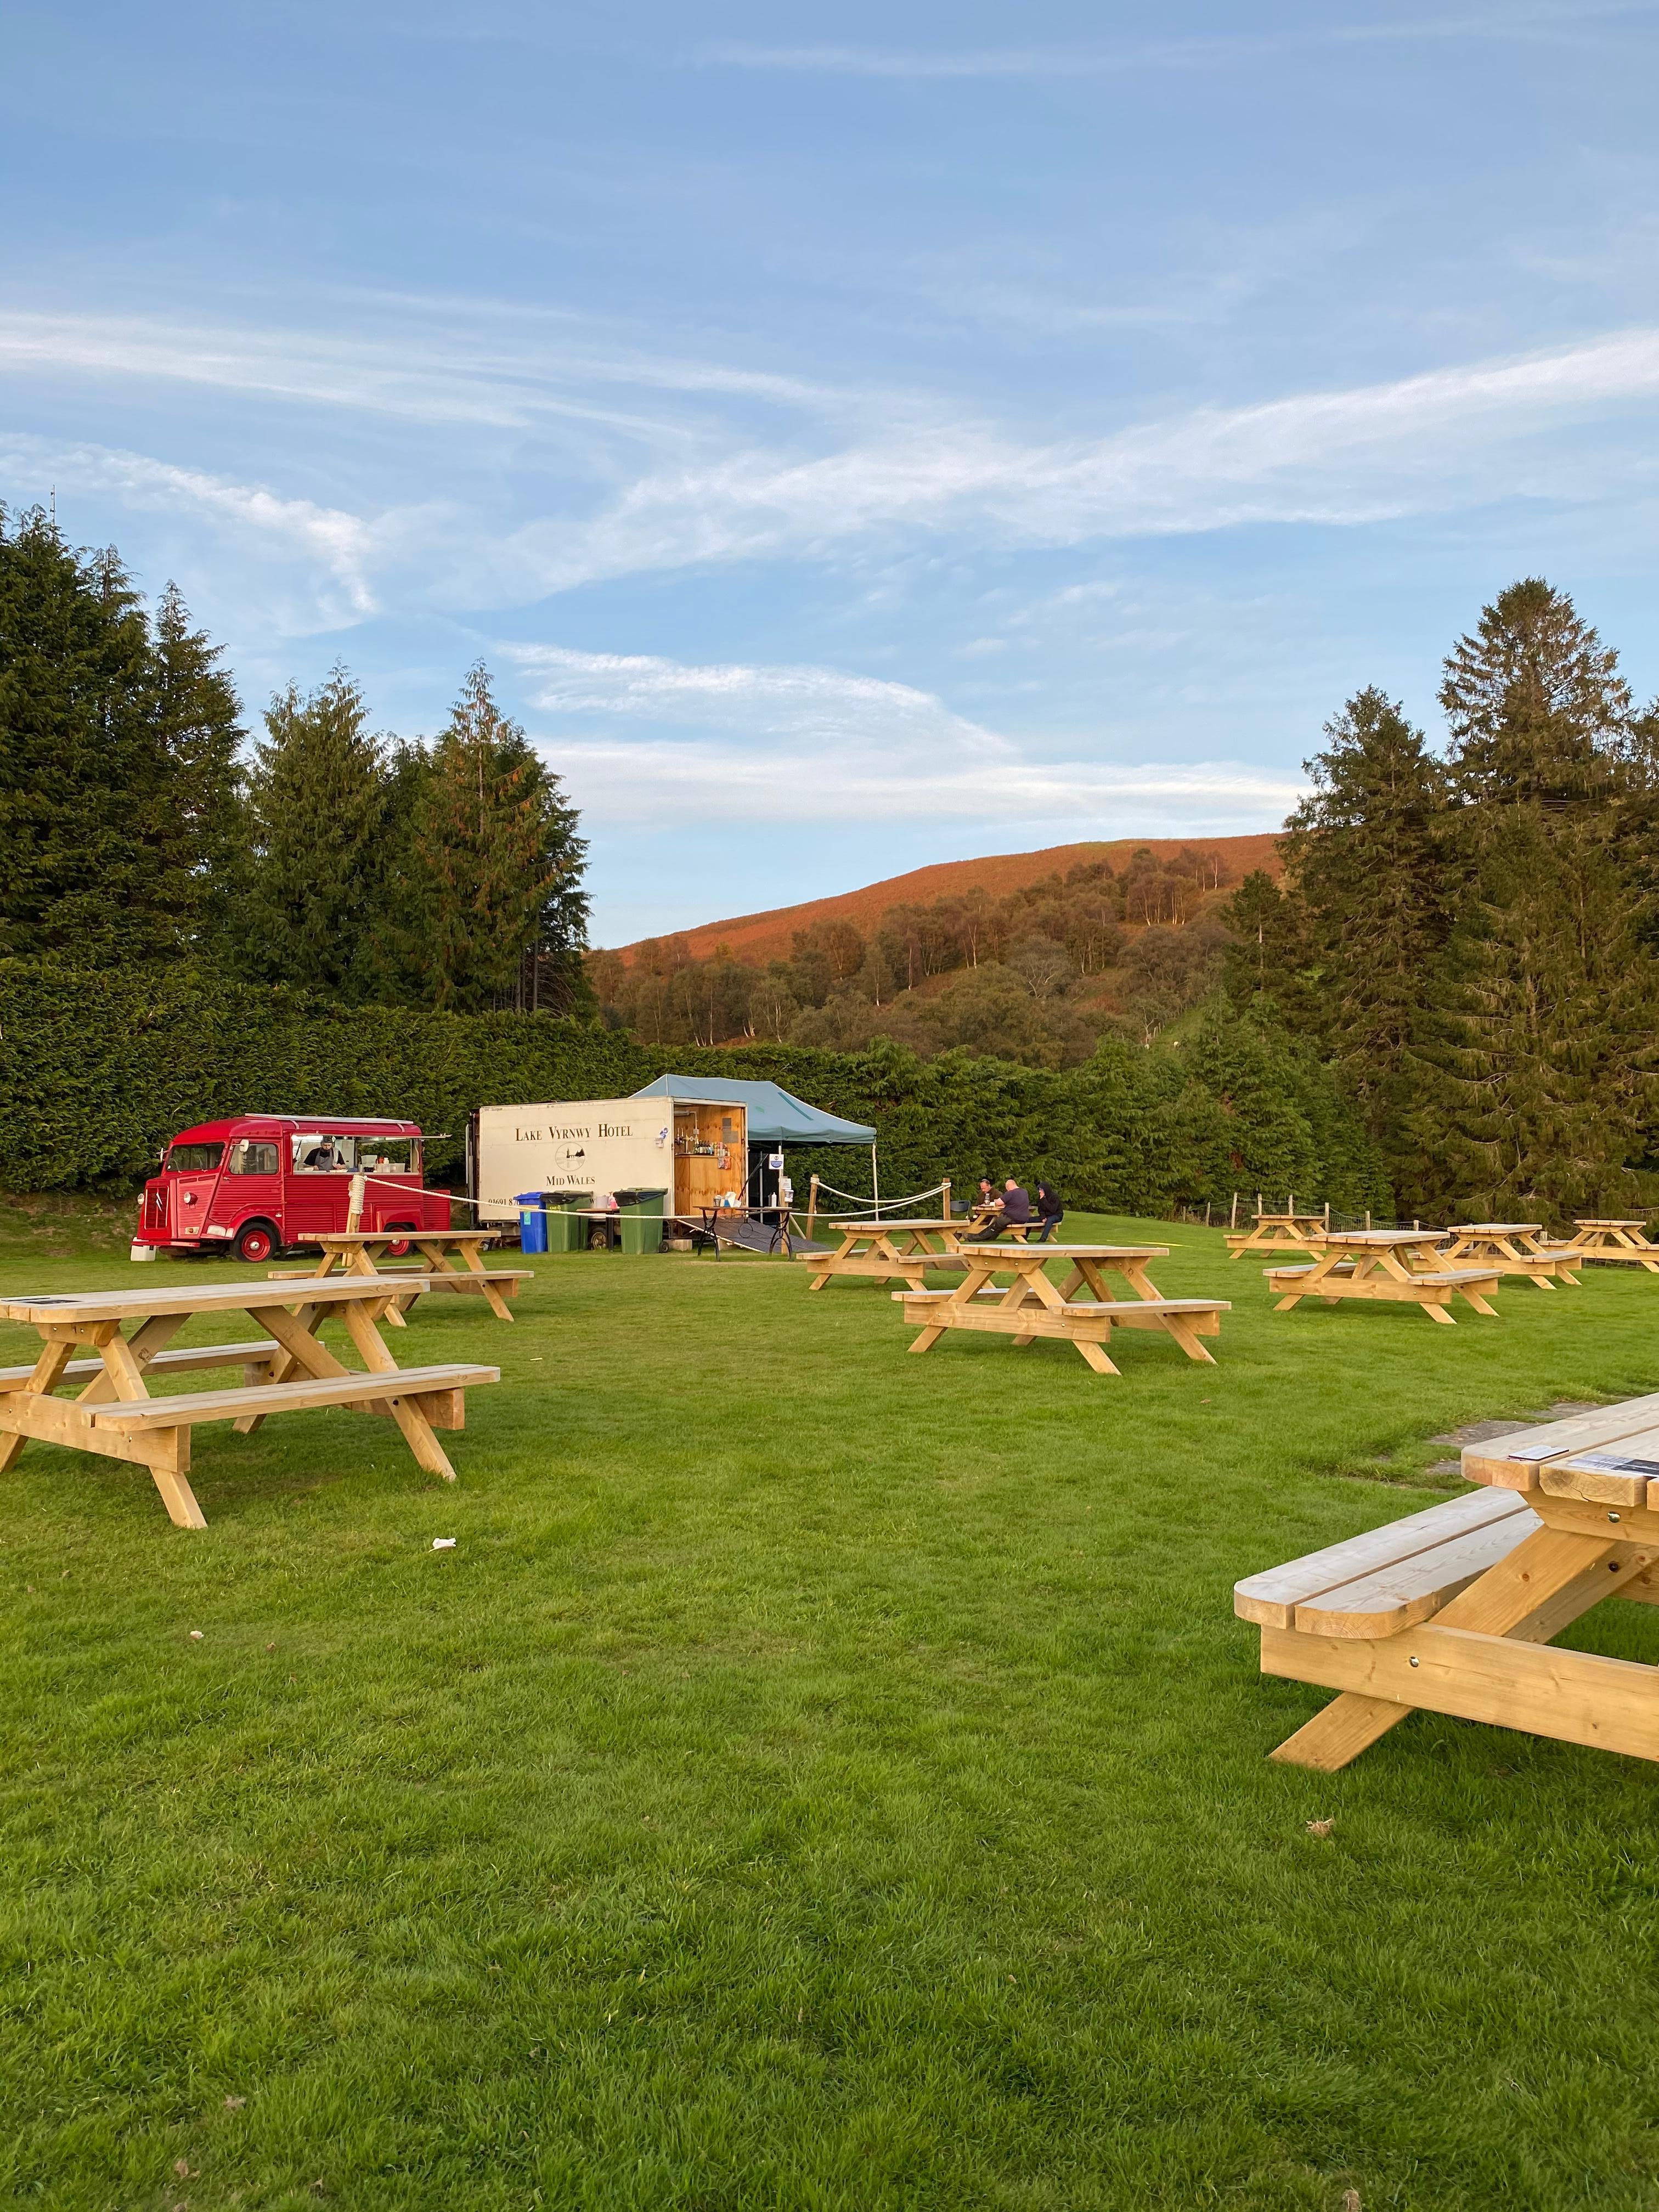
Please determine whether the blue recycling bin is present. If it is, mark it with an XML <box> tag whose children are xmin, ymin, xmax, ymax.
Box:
<box><xmin>516</xmin><ymin>1192</ymin><xmax>549</xmax><ymax>1254</ymax></box>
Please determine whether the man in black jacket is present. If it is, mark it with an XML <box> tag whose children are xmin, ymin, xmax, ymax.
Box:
<box><xmin>1029</xmin><ymin>1181</ymin><xmax>1064</xmax><ymax>1243</ymax></box>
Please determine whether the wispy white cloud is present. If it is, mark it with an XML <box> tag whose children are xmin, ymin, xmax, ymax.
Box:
<box><xmin>8</xmin><ymin>321</ymin><xmax>1659</xmax><ymax>621</ymax></box>
<box><xmin>498</xmin><ymin>326</ymin><xmax>1659</xmax><ymax>593</ymax></box>
<box><xmin>0</xmin><ymin>306</ymin><xmax>882</xmax><ymax>439</ymax></box>
<box><xmin>506</xmin><ymin>640</ymin><xmax>1302</xmax><ymax>836</ymax></box>
<box><xmin>0</xmin><ymin>435</ymin><xmax>384</xmax><ymax>624</ymax></box>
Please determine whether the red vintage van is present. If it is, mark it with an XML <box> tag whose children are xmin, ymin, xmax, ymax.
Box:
<box><xmin>132</xmin><ymin>1116</ymin><xmax>450</xmax><ymax>1263</ymax></box>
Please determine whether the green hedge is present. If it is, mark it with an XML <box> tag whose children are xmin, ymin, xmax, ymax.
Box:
<box><xmin>0</xmin><ymin>960</ymin><xmax>1392</xmax><ymax>1214</ymax></box>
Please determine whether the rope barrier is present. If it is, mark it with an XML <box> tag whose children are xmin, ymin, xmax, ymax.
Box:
<box><xmin>810</xmin><ymin>1178</ymin><xmax>946</xmax><ymax>1210</ymax></box>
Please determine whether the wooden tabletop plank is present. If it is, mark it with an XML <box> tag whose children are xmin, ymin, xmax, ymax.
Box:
<box><xmin>1315</xmin><ymin>1229</ymin><xmax>1444</xmax><ymax>1246</ymax></box>
<box><xmin>311</xmin><ymin>1230</ymin><xmax>498</xmax><ymax>1246</ymax></box>
<box><xmin>952</xmin><ymin>1243</ymin><xmax>1169</xmax><ymax>1260</ymax></box>
<box><xmin>0</xmin><ymin>1277</ymin><xmax>444</xmax><ymax>1324</ymax></box>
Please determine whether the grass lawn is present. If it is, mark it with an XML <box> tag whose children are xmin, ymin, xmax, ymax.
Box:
<box><xmin>5</xmin><ymin>1203</ymin><xmax>1659</xmax><ymax>2210</ymax></box>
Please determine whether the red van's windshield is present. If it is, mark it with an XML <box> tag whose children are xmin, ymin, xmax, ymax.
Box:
<box><xmin>165</xmin><ymin>1142</ymin><xmax>225</xmax><ymax>1173</ymax></box>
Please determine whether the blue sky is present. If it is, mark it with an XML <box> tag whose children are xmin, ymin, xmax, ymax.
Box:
<box><xmin>4</xmin><ymin>3</ymin><xmax>1658</xmax><ymax>943</ymax></box>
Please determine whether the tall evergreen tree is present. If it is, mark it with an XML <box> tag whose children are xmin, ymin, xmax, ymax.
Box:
<box><xmin>1280</xmin><ymin>688</ymin><xmax>1449</xmax><ymax>1171</ymax></box>
<box><xmin>1413</xmin><ymin>582</ymin><xmax>1657</xmax><ymax>1217</ymax></box>
<box><xmin>1441</xmin><ymin>577</ymin><xmax>1632</xmax><ymax>809</ymax></box>
<box><xmin>1409</xmin><ymin>811</ymin><xmax>1655</xmax><ymax>1218</ymax></box>
<box><xmin>1218</xmin><ymin>870</ymin><xmax>1312</xmax><ymax>1018</ymax></box>
<box><xmin>409</xmin><ymin>663</ymin><xmax>589</xmax><ymax>1013</ymax></box>
<box><xmin>0</xmin><ymin>507</ymin><xmax>186</xmax><ymax>962</ymax></box>
<box><xmin>150</xmin><ymin>582</ymin><xmax>246</xmax><ymax>955</ymax></box>
<box><xmin>240</xmin><ymin>666</ymin><xmax>396</xmax><ymax>1000</ymax></box>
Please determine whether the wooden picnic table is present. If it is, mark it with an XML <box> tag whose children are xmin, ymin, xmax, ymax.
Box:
<box><xmin>804</xmin><ymin>1218</ymin><xmax>968</xmax><ymax>1290</ymax></box>
<box><xmin>892</xmin><ymin>1242</ymin><xmax>1228</xmax><ymax>1375</ymax></box>
<box><xmin>0</xmin><ymin>1276</ymin><xmax>499</xmax><ymax>1529</ymax></box>
<box><xmin>1224</xmin><ymin>1211</ymin><xmax>1327</xmax><ymax>1260</ymax></box>
<box><xmin>1539</xmin><ymin>1219</ymin><xmax>1659</xmax><ymax>1272</ymax></box>
<box><xmin>1238</xmin><ymin>1392</ymin><xmax>1659</xmax><ymax>1769</ymax></box>
<box><xmin>272</xmin><ymin>1229</ymin><xmax>529</xmax><ymax>1323</ymax></box>
<box><xmin>1431</xmin><ymin>1222</ymin><xmax>1581</xmax><ymax>1289</ymax></box>
<box><xmin>1265</xmin><ymin>1228</ymin><xmax>1501</xmax><ymax>1325</ymax></box>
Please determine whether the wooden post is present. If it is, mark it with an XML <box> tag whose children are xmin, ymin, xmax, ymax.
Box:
<box><xmin>347</xmin><ymin>1172</ymin><xmax>365</xmax><ymax>1232</ymax></box>
<box><xmin>1256</xmin><ymin>1192</ymin><xmax>1262</xmax><ymax>1219</ymax></box>
<box><xmin>870</xmin><ymin>1144</ymin><xmax>881</xmax><ymax>1218</ymax></box>
<box><xmin>941</xmin><ymin>1178</ymin><xmax>951</xmax><ymax>1221</ymax></box>
<box><xmin>1365</xmin><ymin>1210</ymin><xmax>1372</xmax><ymax>1231</ymax></box>
<box><xmin>1230</xmin><ymin>1190</ymin><xmax>1239</xmax><ymax>1229</ymax></box>
<box><xmin>1288</xmin><ymin>1192</ymin><xmax>1294</xmax><ymax>1217</ymax></box>
<box><xmin>1204</xmin><ymin>1201</ymin><xmax>1211</xmax><ymax>1226</ymax></box>
<box><xmin>1324</xmin><ymin>1201</ymin><xmax>1330</xmax><ymax>1229</ymax></box>
<box><xmin>808</xmin><ymin>1175</ymin><xmax>819</xmax><ymax>1239</ymax></box>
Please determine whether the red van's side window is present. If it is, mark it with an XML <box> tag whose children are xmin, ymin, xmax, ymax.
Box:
<box><xmin>228</xmin><ymin>1141</ymin><xmax>280</xmax><ymax>1175</ymax></box>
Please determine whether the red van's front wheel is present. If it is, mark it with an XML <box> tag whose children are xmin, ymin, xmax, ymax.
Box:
<box><xmin>234</xmin><ymin>1221</ymin><xmax>278</xmax><ymax>1265</ymax></box>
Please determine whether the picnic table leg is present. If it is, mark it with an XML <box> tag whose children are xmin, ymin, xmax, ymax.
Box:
<box><xmin>345</xmin><ymin>1242</ymin><xmax>409</xmax><ymax>1327</ymax></box>
<box><xmin>420</xmin><ymin>1241</ymin><xmax>512</xmax><ymax>1323</ymax></box>
<box><xmin>1072</xmin><ymin>1338</ymin><xmax>1120</xmax><ymax>1374</ymax></box>
<box><xmin>91</xmin><ymin>1321</ymin><xmax>208</xmax><ymax>1530</ymax></box>
<box><xmin>1268</xmin><ymin>1525</ymin><xmax>1625</xmax><ymax>1770</ymax></box>
<box><xmin>1160</xmin><ymin>1314</ymin><xmax>1216</xmax><ymax>1365</ymax></box>
<box><xmin>907</xmin><ymin>1327</ymin><xmax>945</xmax><ymax>1355</ymax></box>
<box><xmin>340</xmin><ymin>1300</ymin><xmax>458</xmax><ymax>1481</ymax></box>
<box><xmin>0</xmin><ymin>1338</ymin><xmax>77</xmax><ymax>1474</ymax></box>
<box><xmin>75</xmin><ymin>1312</ymin><xmax>187</xmax><ymax>1404</ymax></box>
<box><xmin>240</xmin><ymin>1302</ymin><xmax>353</xmax><ymax>1432</ymax></box>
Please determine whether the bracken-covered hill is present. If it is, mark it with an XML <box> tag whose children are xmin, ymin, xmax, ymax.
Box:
<box><xmin>609</xmin><ymin>833</ymin><xmax>1283</xmax><ymax>963</ymax></box>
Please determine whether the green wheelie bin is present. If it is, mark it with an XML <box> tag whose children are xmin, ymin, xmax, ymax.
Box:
<box><xmin>616</xmin><ymin>1188</ymin><xmax>668</xmax><ymax>1255</ymax></box>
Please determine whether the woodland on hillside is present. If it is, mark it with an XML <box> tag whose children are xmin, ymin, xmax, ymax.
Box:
<box><xmin>585</xmin><ymin>844</ymin><xmax>1239</xmax><ymax>1064</ymax></box>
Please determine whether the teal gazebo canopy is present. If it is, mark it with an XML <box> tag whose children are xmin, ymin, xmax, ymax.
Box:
<box><xmin>630</xmin><ymin>1075</ymin><xmax>876</xmax><ymax>1147</ymax></box>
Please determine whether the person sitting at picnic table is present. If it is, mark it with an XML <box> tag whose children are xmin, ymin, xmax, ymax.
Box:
<box><xmin>1028</xmin><ymin>1180</ymin><xmax>1064</xmax><ymax>1243</ymax></box>
<box><xmin>967</xmin><ymin>1177</ymin><xmax>1032</xmax><ymax>1242</ymax></box>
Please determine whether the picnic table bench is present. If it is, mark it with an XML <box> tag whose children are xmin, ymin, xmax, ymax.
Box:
<box><xmin>1265</xmin><ymin>1228</ymin><xmax>1500</xmax><ymax>1325</ymax></box>
<box><xmin>893</xmin><ymin>1243</ymin><xmax>1228</xmax><ymax>1375</ymax></box>
<box><xmin>1224</xmin><ymin>1210</ymin><xmax>1327</xmax><ymax>1260</ymax></box>
<box><xmin>1236</xmin><ymin>1393</ymin><xmax>1659</xmax><ymax>1769</ymax></box>
<box><xmin>272</xmin><ymin>1229</ymin><xmax>529</xmax><ymax>1323</ymax></box>
<box><xmin>0</xmin><ymin>1277</ymin><xmax>499</xmax><ymax>1528</ymax></box>
<box><xmin>1539</xmin><ymin>1219</ymin><xmax>1659</xmax><ymax>1272</ymax></box>
<box><xmin>1432</xmin><ymin>1222</ymin><xmax>1581</xmax><ymax>1288</ymax></box>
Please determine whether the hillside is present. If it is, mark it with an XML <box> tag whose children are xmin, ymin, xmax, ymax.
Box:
<box><xmin>611</xmin><ymin>833</ymin><xmax>1282</xmax><ymax>964</ymax></box>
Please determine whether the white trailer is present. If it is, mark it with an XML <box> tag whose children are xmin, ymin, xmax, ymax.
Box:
<box><xmin>469</xmin><ymin>1095</ymin><xmax>749</xmax><ymax>1226</ymax></box>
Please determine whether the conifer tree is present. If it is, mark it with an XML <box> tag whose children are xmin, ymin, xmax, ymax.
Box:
<box><xmin>408</xmin><ymin>663</ymin><xmax>589</xmax><ymax>1013</ymax></box>
<box><xmin>240</xmin><ymin>666</ymin><xmax>396</xmax><ymax>1000</ymax></box>
<box><xmin>0</xmin><ymin>507</ymin><xmax>185</xmax><ymax>962</ymax></box>
<box><xmin>1280</xmin><ymin>688</ymin><xmax>1448</xmax><ymax>1169</ymax></box>
<box><xmin>150</xmin><ymin>582</ymin><xmax>246</xmax><ymax>954</ymax></box>
<box><xmin>1414</xmin><ymin>582</ymin><xmax>1657</xmax><ymax>1217</ymax></box>
<box><xmin>1409</xmin><ymin>810</ymin><xmax>1654</xmax><ymax>1219</ymax></box>
<box><xmin>1218</xmin><ymin>870</ymin><xmax>1316</xmax><ymax>1025</ymax></box>
<box><xmin>1441</xmin><ymin>577</ymin><xmax>1632</xmax><ymax>809</ymax></box>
